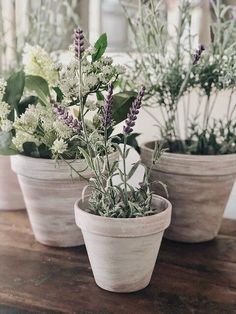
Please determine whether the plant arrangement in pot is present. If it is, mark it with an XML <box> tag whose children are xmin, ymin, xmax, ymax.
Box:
<box><xmin>124</xmin><ymin>1</ymin><xmax>236</xmax><ymax>242</ymax></box>
<box><xmin>0</xmin><ymin>0</ymin><xmax>80</xmax><ymax>212</ymax></box>
<box><xmin>68</xmin><ymin>64</ymin><xmax>172</xmax><ymax>292</ymax></box>
<box><xmin>2</xmin><ymin>28</ymin><xmax>137</xmax><ymax>247</ymax></box>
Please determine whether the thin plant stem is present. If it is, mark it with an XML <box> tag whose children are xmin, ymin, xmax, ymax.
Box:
<box><xmin>78</xmin><ymin>57</ymin><xmax>105</xmax><ymax>193</ymax></box>
<box><xmin>104</xmin><ymin>127</ymin><xmax>115</xmax><ymax>204</ymax></box>
<box><xmin>203</xmin><ymin>95</ymin><xmax>210</xmax><ymax>129</ymax></box>
<box><xmin>229</xmin><ymin>103</ymin><xmax>236</xmax><ymax>120</ymax></box>
<box><xmin>226</xmin><ymin>89</ymin><xmax>234</xmax><ymax>120</ymax></box>
<box><xmin>207</xmin><ymin>92</ymin><xmax>218</xmax><ymax>124</ymax></box>
<box><xmin>183</xmin><ymin>94</ymin><xmax>187</xmax><ymax>139</ymax></box>
<box><xmin>122</xmin><ymin>135</ymin><xmax>129</xmax><ymax>207</ymax></box>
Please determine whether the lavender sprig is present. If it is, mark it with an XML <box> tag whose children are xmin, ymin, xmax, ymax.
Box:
<box><xmin>74</xmin><ymin>28</ymin><xmax>85</xmax><ymax>59</ymax></box>
<box><xmin>53</xmin><ymin>103</ymin><xmax>83</xmax><ymax>134</ymax></box>
<box><xmin>193</xmin><ymin>44</ymin><xmax>205</xmax><ymax>65</ymax></box>
<box><xmin>102</xmin><ymin>84</ymin><xmax>113</xmax><ymax>128</ymax></box>
<box><xmin>123</xmin><ymin>86</ymin><xmax>145</xmax><ymax>134</ymax></box>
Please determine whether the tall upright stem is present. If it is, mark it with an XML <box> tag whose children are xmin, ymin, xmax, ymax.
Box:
<box><xmin>104</xmin><ymin>128</ymin><xmax>115</xmax><ymax>204</ymax></box>
<box><xmin>122</xmin><ymin>135</ymin><xmax>128</xmax><ymax>207</ymax></box>
<box><xmin>203</xmin><ymin>95</ymin><xmax>210</xmax><ymax>129</ymax></box>
<box><xmin>78</xmin><ymin>58</ymin><xmax>105</xmax><ymax>192</ymax></box>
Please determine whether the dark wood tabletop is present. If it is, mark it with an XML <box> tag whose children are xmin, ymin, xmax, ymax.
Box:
<box><xmin>0</xmin><ymin>211</ymin><xmax>235</xmax><ymax>314</ymax></box>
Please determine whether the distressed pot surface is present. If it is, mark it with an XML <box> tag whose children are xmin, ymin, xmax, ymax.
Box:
<box><xmin>0</xmin><ymin>156</ymin><xmax>25</xmax><ymax>210</ymax></box>
<box><xmin>10</xmin><ymin>156</ymin><xmax>87</xmax><ymax>247</ymax></box>
<box><xmin>141</xmin><ymin>141</ymin><xmax>236</xmax><ymax>243</ymax></box>
<box><xmin>74</xmin><ymin>194</ymin><xmax>172</xmax><ymax>292</ymax></box>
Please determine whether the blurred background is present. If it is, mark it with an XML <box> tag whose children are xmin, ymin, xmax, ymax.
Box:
<box><xmin>0</xmin><ymin>0</ymin><xmax>235</xmax><ymax>218</ymax></box>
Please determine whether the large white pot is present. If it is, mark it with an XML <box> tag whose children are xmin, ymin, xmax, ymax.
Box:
<box><xmin>74</xmin><ymin>194</ymin><xmax>172</xmax><ymax>292</ymax></box>
<box><xmin>0</xmin><ymin>156</ymin><xmax>25</xmax><ymax>210</ymax></box>
<box><xmin>11</xmin><ymin>155</ymin><xmax>92</xmax><ymax>247</ymax></box>
<box><xmin>141</xmin><ymin>141</ymin><xmax>236</xmax><ymax>243</ymax></box>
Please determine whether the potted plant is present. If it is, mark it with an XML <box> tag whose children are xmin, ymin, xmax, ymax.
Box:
<box><xmin>0</xmin><ymin>75</ymin><xmax>25</xmax><ymax>210</ymax></box>
<box><xmin>68</xmin><ymin>55</ymin><xmax>172</xmax><ymax>291</ymax></box>
<box><xmin>0</xmin><ymin>1</ymin><xmax>81</xmax><ymax>212</ymax></box>
<box><xmin>2</xmin><ymin>28</ymin><xmax>137</xmax><ymax>247</ymax></box>
<box><xmin>124</xmin><ymin>1</ymin><xmax>236</xmax><ymax>242</ymax></box>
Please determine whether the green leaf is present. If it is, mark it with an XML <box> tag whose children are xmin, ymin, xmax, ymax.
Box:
<box><xmin>18</xmin><ymin>96</ymin><xmax>38</xmax><ymax>115</ymax></box>
<box><xmin>0</xmin><ymin>132</ymin><xmax>17</xmax><ymax>155</ymax></box>
<box><xmin>22</xmin><ymin>142</ymin><xmax>40</xmax><ymax>158</ymax></box>
<box><xmin>96</xmin><ymin>91</ymin><xmax>104</xmax><ymax>101</ymax></box>
<box><xmin>38</xmin><ymin>143</ymin><xmax>52</xmax><ymax>159</ymax></box>
<box><xmin>25</xmin><ymin>75</ymin><xmax>50</xmax><ymax>106</ymax></box>
<box><xmin>112</xmin><ymin>133</ymin><xmax>141</xmax><ymax>154</ymax></box>
<box><xmin>127</xmin><ymin>160</ymin><xmax>141</xmax><ymax>180</ymax></box>
<box><xmin>53</xmin><ymin>86</ymin><xmax>64</xmax><ymax>102</ymax></box>
<box><xmin>112</xmin><ymin>91</ymin><xmax>137</xmax><ymax>125</ymax></box>
<box><xmin>78</xmin><ymin>147</ymin><xmax>93</xmax><ymax>169</ymax></box>
<box><xmin>92</xmin><ymin>33</ymin><xmax>108</xmax><ymax>62</ymax></box>
<box><xmin>3</xmin><ymin>71</ymin><xmax>25</xmax><ymax>119</ymax></box>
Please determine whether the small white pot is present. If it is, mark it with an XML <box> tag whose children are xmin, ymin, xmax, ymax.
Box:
<box><xmin>74</xmin><ymin>194</ymin><xmax>172</xmax><ymax>292</ymax></box>
<box><xmin>0</xmin><ymin>156</ymin><xmax>25</xmax><ymax>210</ymax></box>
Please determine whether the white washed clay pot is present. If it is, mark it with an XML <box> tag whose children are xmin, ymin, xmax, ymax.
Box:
<box><xmin>141</xmin><ymin>141</ymin><xmax>236</xmax><ymax>243</ymax></box>
<box><xmin>11</xmin><ymin>153</ymin><xmax>117</xmax><ymax>247</ymax></box>
<box><xmin>0</xmin><ymin>156</ymin><xmax>25</xmax><ymax>210</ymax></box>
<box><xmin>74</xmin><ymin>194</ymin><xmax>172</xmax><ymax>292</ymax></box>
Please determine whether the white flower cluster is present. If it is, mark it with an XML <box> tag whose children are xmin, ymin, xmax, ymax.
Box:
<box><xmin>0</xmin><ymin>78</ymin><xmax>13</xmax><ymax>132</ymax></box>
<box><xmin>58</xmin><ymin>49</ymin><xmax>126</xmax><ymax>104</ymax></box>
<box><xmin>59</xmin><ymin>60</ymin><xmax>80</xmax><ymax>103</ymax></box>
<box><xmin>51</xmin><ymin>138</ymin><xmax>68</xmax><ymax>154</ymax></box>
<box><xmin>0</xmin><ymin>78</ymin><xmax>7</xmax><ymax>100</ymax></box>
<box><xmin>0</xmin><ymin>102</ymin><xmax>10</xmax><ymax>119</ymax></box>
<box><xmin>23</xmin><ymin>44</ymin><xmax>58</xmax><ymax>86</ymax></box>
<box><xmin>12</xmin><ymin>103</ymin><xmax>73</xmax><ymax>154</ymax></box>
<box><xmin>12</xmin><ymin>131</ymin><xmax>40</xmax><ymax>152</ymax></box>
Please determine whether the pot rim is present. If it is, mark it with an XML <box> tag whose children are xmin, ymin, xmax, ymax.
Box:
<box><xmin>141</xmin><ymin>141</ymin><xmax>236</xmax><ymax>176</ymax></box>
<box><xmin>10</xmin><ymin>151</ymin><xmax>118</xmax><ymax>180</ymax></box>
<box><xmin>141</xmin><ymin>141</ymin><xmax>236</xmax><ymax>161</ymax></box>
<box><xmin>11</xmin><ymin>151</ymin><xmax>118</xmax><ymax>164</ymax></box>
<box><xmin>74</xmin><ymin>194</ymin><xmax>172</xmax><ymax>237</ymax></box>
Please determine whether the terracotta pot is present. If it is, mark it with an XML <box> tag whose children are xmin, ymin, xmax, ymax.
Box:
<box><xmin>141</xmin><ymin>141</ymin><xmax>236</xmax><ymax>243</ymax></box>
<box><xmin>11</xmin><ymin>154</ymin><xmax>110</xmax><ymax>247</ymax></box>
<box><xmin>74</xmin><ymin>194</ymin><xmax>172</xmax><ymax>292</ymax></box>
<box><xmin>0</xmin><ymin>156</ymin><xmax>25</xmax><ymax>210</ymax></box>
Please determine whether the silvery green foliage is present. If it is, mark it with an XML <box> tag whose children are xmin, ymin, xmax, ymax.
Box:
<box><xmin>124</xmin><ymin>0</ymin><xmax>236</xmax><ymax>155</ymax></box>
<box><xmin>80</xmin><ymin>128</ymin><xmax>164</xmax><ymax>218</ymax></box>
<box><xmin>62</xmin><ymin>30</ymin><xmax>166</xmax><ymax>218</ymax></box>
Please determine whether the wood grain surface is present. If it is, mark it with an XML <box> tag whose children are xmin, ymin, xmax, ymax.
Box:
<box><xmin>0</xmin><ymin>210</ymin><xmax>235</xmax><ymax>313</ymax></box>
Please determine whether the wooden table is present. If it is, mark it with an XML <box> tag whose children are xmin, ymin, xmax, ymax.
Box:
<box><xmin>0</xmin><ymin>211</ymin><xmax>235</xmax><ymax>314</ymax></box>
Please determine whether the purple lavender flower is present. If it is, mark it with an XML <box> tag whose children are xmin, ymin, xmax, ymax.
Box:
<box><xmin>123</xmin><ymin>86</ymin><xmax>145</xmax><ymax>134</ymax></box>
<box><xmin>193</xmin><ymin>44</ymin><xmax>205</xmax><ymax>65</ymax></box>
<box><xmin>53</xmin><ymin>103</ymin><xmax>83</xmax><ymax>134</ymax></box>
<box><xmin>102</xmin><ymin>84</ymin><xmax>113</xmax><ymax>128</ymax></box>
<box><xmin>74</xmin><ymin>28</ymin><xmax>85</xmax><ymax>59</ymax></box>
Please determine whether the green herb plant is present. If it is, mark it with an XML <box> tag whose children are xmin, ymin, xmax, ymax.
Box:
<box><xmin>123</xmin><ymin>0</ymin><xmax>236</xmax><ymax>155</ymax></box>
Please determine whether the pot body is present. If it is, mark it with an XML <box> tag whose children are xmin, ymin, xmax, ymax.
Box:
<box><xmin>11</xmin><ymin>155</ymin><xmax>94</xmax><ymax>247</ymax></box>
<box><xmin>74</xmin><ymin>194</ymin><xmax>172</xmax><ymax>292</ymax></box>
<box><xmin>0</xmin><ymin>156</ymin><xmax>25</xmax><ymax>210</ymax></box>
<box><xmin>141</xmin><ymin>141</ymin><xmax>236</xmax><ymax>243</ymax></box>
